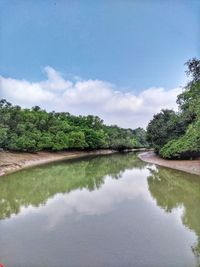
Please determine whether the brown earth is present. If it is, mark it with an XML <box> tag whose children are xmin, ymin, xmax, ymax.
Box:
<box><xmin>0</xmin><ymin>150</ymin><xmax>116</xmax><ymax>177</ymax></box>
<box><xmin>138</xmin><ymin>151</ymin><xmax>200</xmax><ymax>176</ymax></box>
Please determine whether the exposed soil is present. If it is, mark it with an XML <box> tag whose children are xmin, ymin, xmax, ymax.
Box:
<box><xmin>138</xmin><ymin>151</ymin><xmax>200</xmax><ymax>176</ymax></box>
<box><xmin>0</xmin><ymin>150</ymin><xmax>116</xmax><ymax>177</ymax></box>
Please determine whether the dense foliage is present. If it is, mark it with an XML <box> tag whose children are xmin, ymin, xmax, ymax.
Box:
<box><xmin>147</xmin><ymin>58</ymin><xmax>200</xmax><ymax>159</ymax></box>
<box><xmin>0</xmin><ymin>100</ymin><xmax>147</xmax><ymax>152</ymax></box>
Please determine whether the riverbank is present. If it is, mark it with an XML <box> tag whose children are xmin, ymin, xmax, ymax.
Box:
<box><xmin>138</xmin><ymin>151</ymin><xmax>200</xmax><ymax>176</ymax></box>
<box><xmin>0</xmin><ymin>150</ymin><xmax>117</xmax><ymax>177</ymax></box>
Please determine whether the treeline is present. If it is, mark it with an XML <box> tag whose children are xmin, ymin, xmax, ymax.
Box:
<box><xmin>0</xmin><ymin>100</ymin><xmax>148</xmax><ymax>152</ymax></box>
<box><xmin>146</xmin><ymin>58</ymin><xmax>200</xmax><ymax>159</ymax></box>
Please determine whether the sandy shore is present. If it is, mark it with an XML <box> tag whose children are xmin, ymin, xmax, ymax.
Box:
<box><xmin>0</xmin><ymin>150</ymin><xmax>116</xmax><ymax>177</ymax></box>
<box><xmin>139</xmin><ymin>151</ymin><xmax>200</xmax><ymax>176</ymax></box>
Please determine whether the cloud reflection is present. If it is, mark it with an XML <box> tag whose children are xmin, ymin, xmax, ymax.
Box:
<box><xmin>10</xmin><ymin>168</ymin><xmax>153</xmax><ymax>229</ymax></box>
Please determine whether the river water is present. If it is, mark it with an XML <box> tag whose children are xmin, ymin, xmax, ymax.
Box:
<box><xmin>0</xmin><ymin>153</ymin><xmax>200</xmax><ymax>267</ymax></box>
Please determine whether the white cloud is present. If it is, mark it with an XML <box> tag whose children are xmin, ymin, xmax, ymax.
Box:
<box><xmin>0</xmin><ymin>67</ymin><xmax>182</xmax><ymax>128</ymax></box>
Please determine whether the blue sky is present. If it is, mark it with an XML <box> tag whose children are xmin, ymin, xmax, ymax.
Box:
<box><xmin>0</xmin><ymin>0</ymin><xmax>199</xmax><ymax>128</ymax></box>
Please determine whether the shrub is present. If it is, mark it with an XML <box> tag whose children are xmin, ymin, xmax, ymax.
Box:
<box><xmin>160</xmin><ymin>121</ymin><xmax>200</xmax><ymax>159</ymax></box>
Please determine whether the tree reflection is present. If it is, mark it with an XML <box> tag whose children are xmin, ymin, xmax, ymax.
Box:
<box><xmin>0</xmin><ymin>153</ymin><xmax>146</xmax><ymax>220</ymax></box>
<box><xmin>147</xmin><ymin>167</ymin><xmax>200</xmax><ymax>261</ymax></box>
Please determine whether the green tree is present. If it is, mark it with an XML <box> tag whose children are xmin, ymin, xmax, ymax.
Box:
<box><xmin>68</xmin><ymin>131</ymin><xmax>87</xmax><ymax>149</ymax></box>
<box><xmin>0</xmin><ymin>99</ymin><xmax>147</xmax><ymax>152</ymax></box>
<box><xmin>0</xmin><ymin>127</ymin><xmax>8</xmax><ymax>147</ymax></box>
<box><xmin>146</xmin><ymin>109</ymin><xmax>182</xmax><ymax>152</ymax></box>
<box><xmin>146</xmin><ymin>58</ymin><xmax>200</xmax><ymax>158</ymax></box>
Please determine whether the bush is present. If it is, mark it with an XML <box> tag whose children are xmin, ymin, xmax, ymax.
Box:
<box><xmin>160</xmin><ymin>121</ymin><xmax>200</xmax><ymax>159</ymax></box>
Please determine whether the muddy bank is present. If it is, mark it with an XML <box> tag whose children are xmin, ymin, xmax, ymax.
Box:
<box><xmin>0</xmin><ymin>150</ymin><xmax>116</xmax><ymax>177</ymax></box>
<box><xmin>139</xmin><ymin>151</ymin><xmax>200</xmax><ymax>176</ymax></box>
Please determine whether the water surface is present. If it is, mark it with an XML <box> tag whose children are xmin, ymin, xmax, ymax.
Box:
<box><xmin>0</xmin><ymin>153</ymin><xmax>200</xmax><ymax>267</ymax></box>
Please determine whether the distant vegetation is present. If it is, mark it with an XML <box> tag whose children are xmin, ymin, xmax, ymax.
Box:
<box><xmin>0</xmin><ymin>100</ymin><xmax>148</xmax><ymax>152</ymax></box>
<box><xmin>147</xmin><ymin>58</ymin><xmax>200</xmax><ymax>159</ymax></box>
<box><xmin>2</xmin><ymin>59</ymin><xmax>198</xmax><ymax>158</ymax></box>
